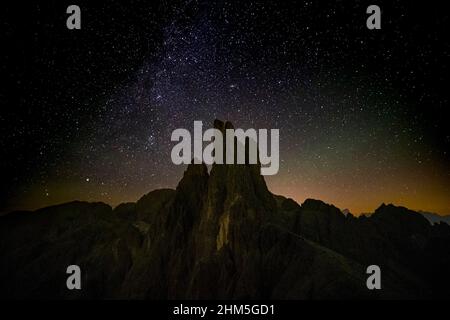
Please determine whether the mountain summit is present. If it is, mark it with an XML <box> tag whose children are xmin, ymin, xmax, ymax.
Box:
<box><xmin>1</xmin><ymin>121</ymin><xmax>449</xmax><ymax>299</ymax></box>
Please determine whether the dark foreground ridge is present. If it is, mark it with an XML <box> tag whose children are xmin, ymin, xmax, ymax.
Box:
<box><xmin>1</xmin><ymin>120</ymin><xmax>450</xmax><ymax>299</ymax></box>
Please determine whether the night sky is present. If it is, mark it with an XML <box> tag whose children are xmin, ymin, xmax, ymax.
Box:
<box><xmin>1</xmin><ymin>0</ymin><xmax>449</xmax><ymax>215</ymax></box>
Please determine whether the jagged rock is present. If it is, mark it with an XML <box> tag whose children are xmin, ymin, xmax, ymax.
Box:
<box><xmin>0</xmin><ymin>120</ymin><xmax>449</xmax><ymax>299</ymax></box>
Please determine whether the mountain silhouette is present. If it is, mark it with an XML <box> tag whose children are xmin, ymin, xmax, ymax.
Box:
<box><xmin>1</xmin><ymin>120</ymin><xmax>449</xmax><ymax>299</ymax></box>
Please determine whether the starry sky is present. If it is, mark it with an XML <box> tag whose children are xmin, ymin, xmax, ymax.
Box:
<box><xmin>1</xmin><ymin>0</ymin><xmax>449</xmax><ymax>215</ymax></box>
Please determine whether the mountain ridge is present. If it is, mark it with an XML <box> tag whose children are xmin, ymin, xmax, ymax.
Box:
<box><xmin>1</xmin><ymin>164</ymin><xmax>449</xmax><ymax>299</ymax></box>
<box><xmin>1</xmin><ymin>120</ymin><xmax>449</xmax><ymax>299</ymax></box>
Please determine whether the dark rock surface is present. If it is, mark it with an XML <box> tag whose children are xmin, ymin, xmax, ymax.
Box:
<box><xmin>1</xmin><ymin>121</ymin><xmax>449</xmax><ymax>299</ymax></box>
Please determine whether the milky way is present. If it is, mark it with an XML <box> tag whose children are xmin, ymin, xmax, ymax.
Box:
<box><xmin>1</xmin><ymin>1</ymin><xmax>449</xmax><ymax>215</ymax></box>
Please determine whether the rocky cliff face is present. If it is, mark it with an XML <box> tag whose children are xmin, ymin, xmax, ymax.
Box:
<box><xmin>1</xmin><ymin>121</ymin><xmax>449</xmax><ymax>299</ymax></box>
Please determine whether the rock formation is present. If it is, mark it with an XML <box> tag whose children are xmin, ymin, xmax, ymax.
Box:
<box><xmin>1</xmin><ymin>120</ymin><xmax>449</xmax><ymax>299</ymax></box>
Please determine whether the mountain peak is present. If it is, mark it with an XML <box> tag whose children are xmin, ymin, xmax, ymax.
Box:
<box><xmin>1</xmin><ymin>121</ymin><xmax>450</xmax><ymax>299</ymax></box>
<box><xmin>213</xmin><ymin>118</ymin><xmax>234</xmax><ymax>132</ymax></box>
